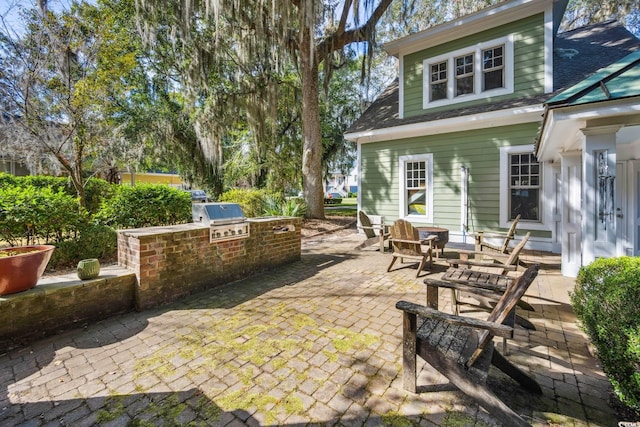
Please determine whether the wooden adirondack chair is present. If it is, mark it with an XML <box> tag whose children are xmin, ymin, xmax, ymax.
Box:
<box><xmin>440</xmin><ymin>233</ymin><xmax>536</xmax><ymax>350</ymax></box>
<box><xmin>356</xmin><ymin>211</ymin><xmax>390</xmax><ymax>252</ymax></box>
<box><xmin>396</xmin><ymin>265</ymin><xmax>541</xmax><ymax>427</ymax></box>
<box><xmin>472</xmin><ymin>214</ymin><xmax>521</xmax><ymax>254</ymax></box>
<box><xmin>448</xmin><ymin>232</ymin><xmax>531</xmax><ymax>274</ymax></box>
<box><xmin>387</xmin><ymin>219</ymin><xmax>436</xmax><ymax>278</ymax></box>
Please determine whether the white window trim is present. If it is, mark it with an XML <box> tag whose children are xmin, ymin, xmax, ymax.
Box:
<box><xmin>499</xmin><ymin>144</ymin><xmax>551</xmax><ymax>231</ymax></box>
<box><xmin>399</xmin><ymin>154</ymin><xmax>434</xmax><ymax>223</ymax></box>
<box><xmin>423</xmin><ymin>35</ymin><xmax>514</xmax><ymax>109</ymax></box>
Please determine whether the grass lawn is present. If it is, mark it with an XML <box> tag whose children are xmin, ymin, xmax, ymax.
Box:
<box><xmin>324</xmin><ymin>197</ymin><xmax>356</xmax><ymax>217</ymax></box>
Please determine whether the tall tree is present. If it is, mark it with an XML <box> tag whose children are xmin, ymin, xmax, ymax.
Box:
<box><xmin>0</xmin><ymin>0</ymin><xmax>141</xmax><ymax>206</ymax></box>
<box><xmin>136</xmin><ymin>0</ymin><xmax>393</xmax><ymax>218</ymax></box>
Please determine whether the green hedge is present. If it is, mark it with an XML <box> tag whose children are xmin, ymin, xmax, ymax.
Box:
<box><xmin>0</xmin><ymin>173</ymin><xmax>114</xmax><ymax>215</ymax></box>
<box><xmin>96</xmin><ymin>184</ymin><xmax>192</xmax><ymax>229</ymax></box>
<box><xmin>0</xmin><ymin>185</ymin><xmax>87</xmax><ymax>245</ymax></box>
<box><xmin>570</xmin><ymin>257</ymin><xmax>640</xmax><ymax>412</ymax></box>
<box><xmin>0</xmin><ymin>174</ymin><xmax>192</xmax><ymax>269</ymax></box>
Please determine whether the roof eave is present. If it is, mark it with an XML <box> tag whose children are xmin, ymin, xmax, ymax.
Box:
<box><xmin>384</xmin><ymin>0</ymin><xmax>556</xmax><ymax>57</ymax></box>
<box><xmin>345</xmin><ymin>105</ymin><xmax>544</xmax><ymax>143</ymax></box>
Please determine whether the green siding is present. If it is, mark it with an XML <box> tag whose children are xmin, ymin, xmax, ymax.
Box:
<box><xmin>403</xmin><ymin>14</ymin><xmax>545</xmax><ymax>117</ymax></box>
<box><xmin>360</xmin><ymin>122</ymin><xmax>551</xmax><ymax>238</ymax></box>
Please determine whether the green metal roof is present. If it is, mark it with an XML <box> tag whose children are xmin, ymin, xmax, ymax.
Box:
<box><xmin>546</xmin><ymin>50</ymin><xmax>640</xmax><ymax>106</ymax></box>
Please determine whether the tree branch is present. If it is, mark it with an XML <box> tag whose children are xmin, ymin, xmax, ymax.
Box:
<box><xmin>316</xmin><ymin>0</ymin><xmax>393</xmax><ymax>61</ymax></box>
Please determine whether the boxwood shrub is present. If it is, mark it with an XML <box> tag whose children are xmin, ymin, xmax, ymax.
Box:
<box><xmin>570</xmin><ymin>256</ymin><xmax>640</xmax><ymax>412</ymax></box>
<box><xmin>0</xmin><ymin>185</ymin><xmax>87</xmax><ymax>245</ymax></box>
<box><xmin>96</xmin><ymin>184</ymin><xmax>192</xmax><ymax>228</ymax></box>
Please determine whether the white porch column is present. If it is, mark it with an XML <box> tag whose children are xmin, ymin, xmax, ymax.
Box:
<box><xmin>581</xmin><ymin>126</ymin><xmax>620</xmax><ymax>265</ymax></box>
<box><xmin>560</xmin><ymin>151</ymin><xmax>582</xmax><ymax>277</ymax></box>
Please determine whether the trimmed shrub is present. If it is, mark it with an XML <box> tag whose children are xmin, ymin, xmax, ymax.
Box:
<box><xmin>0</xmin><ymin>173</ymin><xmax>115</xmax><ymax>215</ymax></box>
<box><xmin>570</xmin><ymin>257</ymin><xmax>640</xmax><ymax>412</ymax></box>
<box><xmin>0</xmin><ymin>185</ymin><xmax>87</xmax><ymax>245</ymax></box>
<box><xmin>96</xmin><ymin>184</ymin><xmax>192</xmax><ymax>229</ymax></box>
<box><xmin>218</xmin><ymin>188</ymin><xmax>274</xmax><ymax>218</ymax></box>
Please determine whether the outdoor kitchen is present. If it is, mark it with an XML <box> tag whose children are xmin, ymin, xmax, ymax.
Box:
<box><xmin>118</xmin><ymin>205</ymin><xmax>302</xmax><ymax>310</ymax></box>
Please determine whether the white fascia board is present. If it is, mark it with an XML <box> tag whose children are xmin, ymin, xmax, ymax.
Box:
<box><xmin>536</xmin><ymin>98</ymin><xmax>640</xmax><ymax>161</ymax></box>
<box><xmin>345</xmin><ymin>105</ymin><xmax>544</xmax><ymax>144</ymax></box>
<box><xmin>384</xmin><ymin>0</ymin><xmax>549</xmax><ymax>57</ymax></box>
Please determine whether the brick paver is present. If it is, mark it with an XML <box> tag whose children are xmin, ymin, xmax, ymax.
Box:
<box><xmin>0</xmin><ymin>228</ymin><xmax>624</xmax><ymax>426</ymax></box>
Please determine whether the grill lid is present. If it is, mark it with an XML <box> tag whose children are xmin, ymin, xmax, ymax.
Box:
<box><xmin>192</xmin><ymin>203</ymin><xmax>246</xmax><ymax>225</ymax></box>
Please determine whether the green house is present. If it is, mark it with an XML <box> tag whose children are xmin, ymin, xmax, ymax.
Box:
<box><xmin>345</xmin><ymin>0</ymin><xmax>640</xmax><ymax>276</ymax></box>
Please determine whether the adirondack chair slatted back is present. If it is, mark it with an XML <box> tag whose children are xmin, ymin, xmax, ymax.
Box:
<box><xmin>499</xmin><ymin>214</ymin><xmax>521</xmax><ymax>253</ymax></box>
<box><xmin>466</xmin><ymin>264</ymin><xmax>539</xmax><ymax>367</ymax></box>
<box><xmin>389</xmin><ymin>219</ymin><xmax>421</xmax><ymax>256</ymax></box>
<box><xmin>359</xmin><ymin>211</ymin><xmax>377</xmax><ymax>239</ymax></box>
<box><xmin>504</xmin><ymin>232</ymin><xmax>530</xmax><ymax>267</ymax></box>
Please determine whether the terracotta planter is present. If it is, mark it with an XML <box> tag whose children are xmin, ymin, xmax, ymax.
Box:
<box><xmin>0</xmin><ymin>245</ymin><xmax>55</xmax><ymax>296</ymax></box>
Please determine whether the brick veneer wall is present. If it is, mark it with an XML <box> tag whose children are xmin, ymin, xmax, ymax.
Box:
<box><xmin>0</xmin><ymin>272</ymin><xmax>136</xmax><ymax>351</ymax></box>
<box><xmin>118</xmin><ymin>217</ymin><xmax>302</xmax><ymax>310</ymax></box>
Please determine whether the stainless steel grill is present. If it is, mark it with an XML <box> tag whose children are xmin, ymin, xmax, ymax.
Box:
<box><xmin>192</xmin><ymin>203</ymin><xmax>250</xmax><ymax>242</ymax></box>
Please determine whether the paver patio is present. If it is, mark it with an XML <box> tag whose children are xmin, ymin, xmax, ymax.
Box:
<box><xmin>0</xmin><ymin>227</ymin><xmax>622</xmax><ymax>426</ymax></box>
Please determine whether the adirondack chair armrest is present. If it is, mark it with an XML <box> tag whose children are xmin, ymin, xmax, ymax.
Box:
<box><xmin>474</xmin><ymin>231</ymin><xmax>512</xmax><ymax>239</ymax></box>
<box><xmin>424</xmin><ymin>277</ymin><xmax>507</xmax><ymax>294</ymax></box>
<box><xmin>396</xmin><ymin>300</ymin><xmax>513</xmax><ymax>338</ymax></box>
<box><xmin>456</xmin><ymin>249</ymin><xmax>511</xmax><ymax>260</ymax></box>
<box><xmin>359</xmin><ymin>224</ymin><xmax>388</xmax><ymax>234</ymax></box>
<box><xmin>390</xmin><ymin>235</ymin><xmax>436</xmax><ymax>245</ymax></box>
<box><xmin>447</xmin><ymin>259</ymin><xmax>518</xmax><ymax>271</ymax></box>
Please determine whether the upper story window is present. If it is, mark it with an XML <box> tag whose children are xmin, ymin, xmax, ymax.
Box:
<box><xmin>430</xmin><ymin>61</ymin><xmax>447</xmax><ymax>102</ymax></box>
<box><xmin>399</xmin><ymin>154</ymin><xmax>433</xmax><ymax>222</ymax></box>
<box><xmin>483</xmin><ymin>45</ymin><xmax>504</xmax><ymax>91</ymax></box>
<box><xmin>455</xmin><ymin>54</ymin><xmax>474</xmax><ymax>96</ymax></box>
<box><xmin>423</xmin><ymin>35</ymin><xmax>514</xmax><ymax>109</ymax></box>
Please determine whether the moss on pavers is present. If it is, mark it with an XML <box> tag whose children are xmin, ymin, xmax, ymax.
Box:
<box><xmin>132</xmin><ymin>301</ymin><xmax>381</xmax><ymax>424</ymax></box>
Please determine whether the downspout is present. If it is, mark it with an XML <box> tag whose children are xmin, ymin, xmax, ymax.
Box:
<box><xmin>460</xmin><ymin>165</ymin><xmax>469</xmax><ymax>243</ymax></box>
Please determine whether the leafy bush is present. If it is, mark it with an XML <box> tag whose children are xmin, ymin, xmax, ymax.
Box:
<box><xmin>263</xmin><ymin>196</ymin><xmax>306</xmax><ymax>217</ymax></box>
<box><xmin>0</xmin><ymin>185</ymin><xmax>87</xmax><ymax>245</ymax></box>
<box><xmin>96</xmin><ymin>184</ymin><xmax>191</xmax><ymax>228</ymax></box>
<box><xmin>570</xmin><ymin>257</ymin><xmax>640</xmax><ymax>412</ymax></box>
<box><xmin>49</xmin><ymin>224</ymin><xmax>117</xmax><ymax>269</ymax></box>
<box><xmin>218</xmin><ymin>188</ymin><xmax>274</xmax><ymax>218</ymax></box>
<box><xmin>0</xmin><ymin>173</ymin><xmax>115</xmax><ymax>215</ymax></box>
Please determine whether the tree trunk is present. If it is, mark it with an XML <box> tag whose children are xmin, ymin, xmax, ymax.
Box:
<box><xmin>300</xmin><ymin>26</ymin><xmax>325</xmax><ymax>219</ymax></box>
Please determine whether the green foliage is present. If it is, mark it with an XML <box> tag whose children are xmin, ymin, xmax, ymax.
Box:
<box><xmin>263</xmin><ymin>197</ymin><xmax>306</xmax><ymax>217</ymax></box>
<box><xmin>218</xmin><ymin>188</ymin><xmax>274</xmax><ymax>218</ymax></box>
<box><xmin>96</xmin><ymin>184</ymin><xmax>191</xmax><ymax>228</ymax></box>
<box><xmin>570</xmin><ymin>257</ymin><xmax>640</xmax><ymax>412</ymax></box>
<box><xmin>0</xmin><ymin>173</ymin><xmax>115</xmax><ymax>215</ymax></box>
<box><xmin>0</xmin><ymin>185</ymin><xmax>87</xmax><ymax>245</ymax></box>
<box><xmin>50</xmin><ymin>224</ymin><xmax>118</xmax><ymax>269</ymax></box>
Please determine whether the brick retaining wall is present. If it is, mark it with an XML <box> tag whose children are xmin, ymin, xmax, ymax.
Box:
<box><xmin>0</xmin><ymin>270</ymin><xmax>136</xmax><ymax>351</ymax></box>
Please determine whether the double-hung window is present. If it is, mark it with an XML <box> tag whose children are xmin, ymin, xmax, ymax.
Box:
<box><xmin>509</xmin><ymin>152</ymin><xmax>540</xmax><ymax>221</ymax></box>
<box><xmin>430</xmin><ymin>61</ymin><xmax>447</xmax><ymax>102</ymax></box>
<box><xmin>423</xmin><ymin>35</ymin><xmax>513</xmax><ymax>108</ymax></box>
<box><xmin>499</xmin><ymin>145</ymin><xmax>550</xmax><ymax>231</ymax></box>
<box><xmin>399</xmin><ymin>154</ymin><xmax>433</xmax><ymax>222</ymax></box>
<box><xmin>483</xmin><ymin>45</ymin><xmax>504</xmax><ymax>91</ymax></box>
<box><xmin>455</xmin><ymin>54</ymin><xmax>474</xmax><ymax>96</ymax></box>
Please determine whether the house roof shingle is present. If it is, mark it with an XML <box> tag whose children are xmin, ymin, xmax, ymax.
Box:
<box><xmin>346</xmin><ymin>20</ymin><xmax>640</xmax><ymax>135</ymax></box>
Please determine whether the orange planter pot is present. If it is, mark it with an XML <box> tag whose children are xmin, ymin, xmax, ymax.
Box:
<box><xmin>0</xmin><ymin>245</ymin><xmax>55</xmax><ymax>296</ymax></box>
